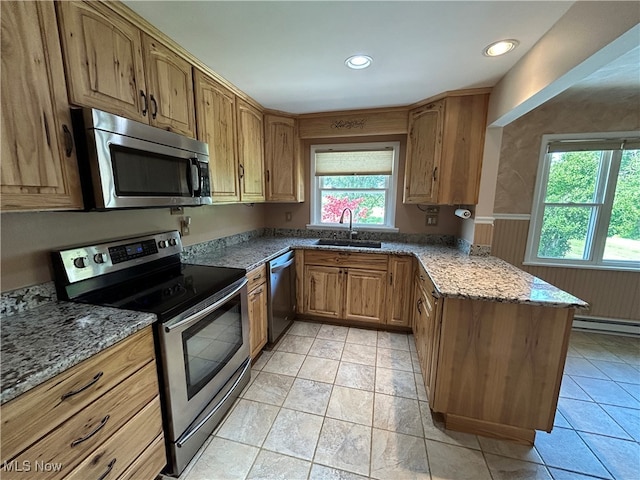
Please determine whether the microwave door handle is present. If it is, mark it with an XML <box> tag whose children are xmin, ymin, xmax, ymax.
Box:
<box><xmin>190</xmin><ymin>159</ymin><xmax>201</xmax><ymax>196</ymax></box>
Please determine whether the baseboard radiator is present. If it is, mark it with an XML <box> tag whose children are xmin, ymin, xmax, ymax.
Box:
<box><xmin>573</xmin><ymin>315</ymin><xmax>640</xmax><ymax>336</ymax></box>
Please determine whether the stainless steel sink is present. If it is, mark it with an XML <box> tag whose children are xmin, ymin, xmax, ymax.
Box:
<box><xmin>315</xmin><ymin>239</ymin><xmax>382</xmax><ymax>248</ymax></box>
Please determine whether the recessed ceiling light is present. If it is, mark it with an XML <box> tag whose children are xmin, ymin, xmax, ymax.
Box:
<box><xmin>345</xmin><ymin>55</ymin><xmax>373</xmax><ymax>69</ymax></box>
<box><xmin>483</xmin><ymin>39</ymin><xmax>519</xmax><ymax>57</ymax></box>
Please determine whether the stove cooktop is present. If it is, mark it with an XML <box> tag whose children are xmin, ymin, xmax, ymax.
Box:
<box><xmin>75</xmin><ymin>263</ymin><xmax>245</xmax><ymax>322</ymax></box>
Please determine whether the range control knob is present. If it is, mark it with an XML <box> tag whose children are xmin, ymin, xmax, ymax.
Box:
<box><xmin>168</xmin><ymin>238</ymin><xmax>177</xmax><ymax>246</ymax></box>
<box><xmin>158</xmin><ymin>240</ymin><xmax>167</xmax><ymax>249</ymax></box>
<box><xmin>94</xmin><ymin>253</ymin><xmax>106</xmax><ymax>264</ymax></box>
<box><xmin>73</xmin><ymin>257</ymin><xmax>87</xmax><ymax>269</ymax></box>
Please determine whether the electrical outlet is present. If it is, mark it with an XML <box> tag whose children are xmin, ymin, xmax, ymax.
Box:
<box><xmin>426</xmin><ymin>214</ymin><xmax>438</xmax><ymax>226</ymax></box>
<box><xmin>285</xmin><ymin>212</ymin><xmax>292</xmax><ymax>222</ymax></box>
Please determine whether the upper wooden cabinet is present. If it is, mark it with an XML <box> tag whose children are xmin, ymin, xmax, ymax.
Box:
<box><xmin>194</xmin><ymin>70</ymin><xmax>240</xmax><ymax>202</ymax></box>
<box><xmin>1</xmin><ymin>1</ymin><xmax>83</xmax><ymax>212</ymax></box>
<box><xmin>264</xmin><ymin>114</ymin><xmax>304</xmax><ymax>202</ymax></box>
<box><xmin>57</xmin><ymin>1</ymin><xmax>196</xmax><ymax>137</ymax></box>
<box><xmin>142</xmin><ymin>34</ymin><xmax>196</xmax><ymax>136</ymax></box>
<box><xmin>236</xmin><ymin>99</ymin><xmax>265</xmax><ymax>202</ymax></box>
<box><xmin>404</xmin><ymin>93</ymin><xmax>489</xmax><ymax>205</ymax></box>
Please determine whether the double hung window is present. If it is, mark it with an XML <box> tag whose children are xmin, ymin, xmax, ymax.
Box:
<box><xmin>525</xmin><ymin>133</ymin><xmax>640</xmax><ymax>270</ymax></box>
<box><xmin>309</xmin><ymin>142</ymin><xmax>400</xmax><ymax>230</ymax></box>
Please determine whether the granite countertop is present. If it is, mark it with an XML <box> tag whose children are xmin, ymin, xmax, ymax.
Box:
<box><xmin>183</xmin><ymin>237</ymin><xmax>589</xmax><ymax>309</ymax></box>
<box><xmin>0</xmin><ymin>302</ymin><xmax>155</xmax><ymax>404</ymax></box>
<box><xmin>1</xmin><ymin>234</ymin><xmax>587</xmax><ymax>404</ymax></box>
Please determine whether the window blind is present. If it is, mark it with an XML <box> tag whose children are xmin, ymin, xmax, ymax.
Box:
<box><xmin>315</xmin><ymin>149</ymin><xmax>394</xmax><ymax>176</ymax></box>
<box><xmin>547</xmin><ymin>138</ymin><xmax>640</xmax><ymax>153</ymax></box>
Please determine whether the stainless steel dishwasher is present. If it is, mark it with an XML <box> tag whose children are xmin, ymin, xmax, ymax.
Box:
<box><xmin>268</xmin><ymin>250</ymin><xmax>296</xmax><ymax>343</ymax></box>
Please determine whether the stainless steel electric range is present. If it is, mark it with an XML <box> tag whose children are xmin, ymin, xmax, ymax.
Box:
<box><xmin>52</xmin><ymin>230</ymin><xmax>250</xmax><ymax>477</ymax></box>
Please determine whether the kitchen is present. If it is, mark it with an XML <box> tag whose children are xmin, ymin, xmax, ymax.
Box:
<box><xmin>1</xmin><ymin>1</ymin><xmax>639</xmax><ymax>479</ymax></box>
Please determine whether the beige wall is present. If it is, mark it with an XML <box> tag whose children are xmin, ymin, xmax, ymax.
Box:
<box><xmin>264</xmin><ymin>135</ymin><xmax>463</xmax><ymax>235</ymax></box>
<box><xmin>0</xmin><ymin>203</ymin><xmax>266</xmax><ymax>291</ymax></box>
<box><xmin>494</xmin><ymin>90</ymin><xmax>640</xmax><ymax>214</ymax></box>
<box><xmin>491</xmin><ymin>90</ymin><xmax>640</xmax><ymax>322</ymax></box>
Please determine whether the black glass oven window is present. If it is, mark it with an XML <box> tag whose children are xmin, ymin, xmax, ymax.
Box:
<box><xmin>182</xmin><ymin>295</ymin><xmax>243</xmax><ymax>400</ymax></box>
<box><xmin>110</xmin><ymin>145</ymin><xmax>190</xmax><ymax>196</ymax></box>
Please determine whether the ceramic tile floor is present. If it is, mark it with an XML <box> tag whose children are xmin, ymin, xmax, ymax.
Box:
<box><xmin>177</xmin><ymin>322</ymin><xmax>640</xmax><ymax>480</ymax></box>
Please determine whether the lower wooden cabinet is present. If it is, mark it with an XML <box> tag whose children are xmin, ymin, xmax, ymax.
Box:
<box><xmin>301</xmin><ymin>251</ymin><xmax>389</xmax><ymax>325</ymax></box>
<box><xmin>386</xmin><ymin>255</ymin><xmax>414</xmax><ymax>327</ymax></box>
<box><xmin>248</xmin><ymin>264</ymin><xmax>268</xmax><ymax>358</ymax></box>
<box><xmin>0</xmin><ymin>326</ymin><xmax>166</xmax><ymax>479</ymax></box>
<box><xmin>412</xmin><ymin>266</ymin><xmax>574</xmax><ymax>444</ymax></box>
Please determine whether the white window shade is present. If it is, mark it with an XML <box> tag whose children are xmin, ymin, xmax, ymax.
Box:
<box><xmin>315</xmin><ymin>149</ymin><xmax>394</xmax><ymax>176</ymax></box>
<box><xmin>547</xmin><ymin>139</ymin><xmax>628</xmax><ymax>153</ymax></box>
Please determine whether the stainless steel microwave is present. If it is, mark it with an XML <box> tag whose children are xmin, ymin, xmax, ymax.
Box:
<box><xmin>72</xmin><ymin>108</ymin><xmax>212</xmax><ymax>210</ymax></box>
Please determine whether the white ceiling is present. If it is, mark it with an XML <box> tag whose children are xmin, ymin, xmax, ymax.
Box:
<box><xmin>124</xmin><ymin>1</ymin><xmax>578</xmax><ymax>114</ymax></box>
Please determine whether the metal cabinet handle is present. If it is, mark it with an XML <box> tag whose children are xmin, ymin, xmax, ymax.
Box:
<box><xmin>389</xmin><ymin>272</ymin><xmax>393</xmax><ymax>285</ymax></box>
<box><xmin>150</xmin><ymin>94</ymin><xmax>158</xmax><ymax>119</ymax></box>
<box><xmin>417</xmin><ymin>298</ymin><xmax>423</xmax><ymax>314</ymax></box>
<box><xmin>239</xmin><ymin>164</ymin><xmax>245</xmax><ymax>179</ymax></box>
<box><xmin>433</xmin><ymin>167</ymin><xmax>438</xmax><ymax>181</ymax></box>
<box><xmin>97</xmin><ymin>458</ymin><xmax>116</xmax><ymax>480</ymax></box>
<box><xmin>70</xmin><ymin>415</ymin><xmax>110</xmax><ymax>447</ymax></box>
<box><xmin>140</xmin><ymin>90</ymin><xmax>148</xmax><ymax>116</ymax></box>
<box><xmin>63</xmin><ymin>125</ymin><xmax>73</xmax><ymax>157</ymax></box>
<box><xmin>266</xmin><ymin>170</ymin><xmax>270</xmax><ymax>182</ymax></box>
<box><xmin>61</xmin><ymin>372</ymin><xmax>103</xmax><ymax>400</ymax></box>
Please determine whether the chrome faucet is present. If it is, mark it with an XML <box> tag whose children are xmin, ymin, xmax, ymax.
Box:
<box><xmin>339</xmin><ymin>208</ymin><xmax>357</xmax><ymax>240</ymax></box>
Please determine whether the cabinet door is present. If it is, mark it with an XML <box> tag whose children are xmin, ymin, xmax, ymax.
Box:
<box><xmin>438</xmin><ymin>94</ymin><xmax>489</xmax><ymax>205</ymax></box>
<box><xmin>194</xmin><ymin>71</ymin><xmax>240</xmax><ymax>202</ymax></box>
<box><xmin>56</xmin><ymin>1</ymin><xmax>147</xmax><ymax>122</ymax></box>
<box><xmin>344</xmin><ymin>269</ymin><xmax>387</xmax><ymax>324</ymax></box>
<box><xmin>303</xmin><ymin>265</ymin><xmax>343</xmax><ymax>319</ymax></box>
<box><xmin>236</xmin><ymin>99</ymin><xmax>265</xmax><ymax>202</ymax></box>
<box><xmin>1</xmin><ymin>1</ymin><xmax>82</xmax><ymax>211</ymax></box>
<box><xmin>264</xmin><ymin>114</ymin><xmax>302</xmax><ymax>202</ymax></box>
<box><xmin>403</xmin><ymin>102</ymin><xmax>443</xmax><ymax>204</ymax></box>
<box><xmin>142</xmin><ymin>34</ymin><xmax>196</xmax><ymax>137</ymax></box>
<box><xmin>386</xmin><ymin>256</ymin><xmax>414</xmax><ymax>326</ymax></box>
<box><xmin>248</xmin><ymin>284</ymin><xmax>268</xmax><ymax>359</ymax></box>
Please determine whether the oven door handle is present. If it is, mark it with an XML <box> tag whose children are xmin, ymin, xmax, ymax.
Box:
<box><xmin>164</xmin><ymin>277</ymin><xmax>247</xmax><ymax>333</ymax></box>
<box><xmin>175</xmin><ymin>357</ymin><xmax>251</xmax><ymax>448</ymax></box>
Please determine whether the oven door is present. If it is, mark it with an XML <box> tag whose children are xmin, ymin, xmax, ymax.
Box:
<box><xmin>158</xmin><ymin>277</ymin><xmax>249</xmax><ymax>440</ymax></box>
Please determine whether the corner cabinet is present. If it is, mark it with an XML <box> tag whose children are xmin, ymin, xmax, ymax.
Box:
<box><xmin>194</xmin><ymin>70</ymin><xmax>240</xmax><ymax>202</ymax></box>
<box><xmin>236</xmin><ymin>99</ymin><xmax>266</xmax><ymax>202</ymax></box>
<box><xmin>1</xmin><ymin>1</ymin><xmax>83</xmax><ymax>212</ymax></box>
<box><xmin>57</xmin><ymin>1</ymin><xmax>196</xmax><ymax>137</ymax></box>
<box><xmin>264</xmin><ymin>114</ymin><xmax>304</xmax><ymax>202</ymax></box>
<box><xmin>403</xmin><ymin>93</ymin><xmax>489</xmax><ymax>205</ymax></box>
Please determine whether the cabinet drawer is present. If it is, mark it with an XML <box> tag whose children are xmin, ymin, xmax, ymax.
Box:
<box><xmin>416</xmin><ymin>262</ymin><xmax>435</xmax><ymax>296</ymax></box>
<box><xmin>118</xmin><ymin>434</ymin><xmax>166</xmax><ymax>480</ymax></box>
<box><xmin>247</xmin><ymin>264</ymin><xmax>267</xmax><ymax>291</ymax></box>
<box><xmin>1</xmin><ymin>327</ymin><xmax>155</xmax><ymax>463</ymax></box>
<box><xmin>4</xmin><ymin>363</ymin><xmax>159</xmax><ymax>479</ymax></box>
<box><xmin>65</xmin><ymin>397</ymin><xmax>163</xmax><ymax>480</ymax></box>
<box><xmin>305</xmin><ymin>251</ymin><xmax>388</xmax><ymax>270</ymax></box>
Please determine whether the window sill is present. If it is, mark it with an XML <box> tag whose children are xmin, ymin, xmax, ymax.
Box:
<box><xmin>306</xmin><ymin>224</ymin><xmax>400</xmax><ymax>233</ymax></box>
<box><xmin>523</xmin><ymin>260</ymin><xmax>640</xmax><ymax>272</ymax></box>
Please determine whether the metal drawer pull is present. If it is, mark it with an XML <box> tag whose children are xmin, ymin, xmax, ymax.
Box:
<box><xmin>417</xmin><ymin>299</ymin><xmax>423</xmax><ymax>314</ymax></box>
<box><xmin>70</xmin><ymin>415</ymin><xmax>110</xmax><ymax>447</ymax></box>
<box><xmin>61</xmin><ymin>371</ymin><xmax>103</xmax><ymax>400</ymax></box>
<box><xmin>97</xmin><ymin>458</ymin><xmax>116</xmax><ymax>480</ymax></box>
<box><xmin>150</xmin><ymin>94</ymin><xmax>158</xmax><ymax>119</ymax></box>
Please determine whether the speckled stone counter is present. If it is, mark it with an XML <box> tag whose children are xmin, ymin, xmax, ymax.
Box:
<box><xmin>1</xmin><ymin>302</ymin><xmax>156</xmax><ymax>404</ymax></box>
<box><xmin>183</xmin><ymin>237</ymin><xmax>588</xmax><ymax>309</ymax></box>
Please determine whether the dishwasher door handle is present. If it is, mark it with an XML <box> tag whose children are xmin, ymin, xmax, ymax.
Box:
<box><xmin>270</xmin><ymin>258</ymin><xmax>295</xmax><ymax>274</ymax></box>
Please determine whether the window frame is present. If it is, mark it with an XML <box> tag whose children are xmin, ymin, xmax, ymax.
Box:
<box><xmin>525</xmin><ymin>132</ymin><xmax>640</xmax><ymax>271</ymax></box>
<box><xmin>308</xmin><ymin>141</ymin><xmax>400</xmax><ymax>231</ymax></box>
